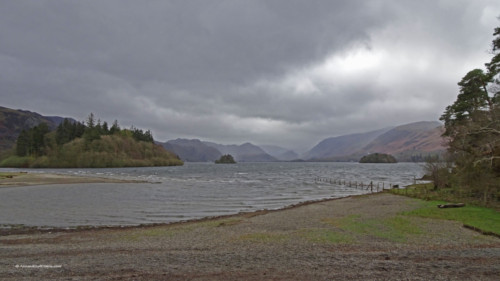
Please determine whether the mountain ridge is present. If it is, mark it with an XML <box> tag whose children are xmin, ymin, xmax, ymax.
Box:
<box><xmin>302</xmin><ymin>127</ymin><xmax>392</xmax><ymax>160</ymax></box>
<box><xmin>203</xmin><ymin>142</ymin><xmax>278</xmax><ymax>162</ymax></box>
<box><xmin>1</xmin><ymin>106</ymin><xmax>447</xmax><ymax>163</ymax></box>
<box><xmin>304</xmin><ymin>121</ymin><xmax>446</xmax><ymax>162</ymax></box>
<box><xmin>260</xmin><ymin>145</ymin><xmax>299</xmax><ymax>161</ymax></box>
<box><xmin>161</xmin><ymin>139</ymin><xmax>222</xmax><ymax>162</ymax></box>
<box><xmin>360</xmin><ymin>121</ymin><xmax>445</xmax><ymax>155</ymax></box>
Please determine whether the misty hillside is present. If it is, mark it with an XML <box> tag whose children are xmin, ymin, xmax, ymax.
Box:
<box><xmin>259</xmin><ymin>145</ymin><xmax>299</xmax><ymax>161</ymax></box>
<box><xmin>361</xmin><ymin>121</ymin><xmax>445</xmax><ymax>155</ymax></box>
<box><xmin>162</xmin><ymin>139</ymin><xmax>222</xmax><ymax>162</ymax></box>
<box><xmin>1</xmin><ymin>106</ymin><xmax>447</xmax><ymax>163</ymax></box>
<box><xmin>163</xmin><ymin>140</ymin><xmax>286</xmax><ymax>162</ymax></box>
<box><xmin>305</xmin><ymin>121</ymin><xmax>446</xmax><ymax>162</ymax></box>
<box><xmin>204</xmin><ymin>142</ymin><xmax>277</xmax><ymax>162</ymax></box>
<box><xmin>303</xmin><ymin>127</ymin><xmax>391</xmax><ymax>160</ymax></box>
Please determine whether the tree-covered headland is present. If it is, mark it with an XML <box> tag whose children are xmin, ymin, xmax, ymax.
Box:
<box><xmin>0</xmin><ymin>113</ymin><xmax>183</xmax><ymax>168</ymax></box>
<box><xmin>359</xmin><ymin>153</ymin><xmax>397</xmax><ymax>163</ymax></box>
<box><xmin>423</xmin><ymin>24</ymin><xmax>500</xmax><ymax>206</ymax></box>
<box><xmin>215</xmin><ymin>154</ymin><xmax>236</xmax><ymax>164</ymax></box>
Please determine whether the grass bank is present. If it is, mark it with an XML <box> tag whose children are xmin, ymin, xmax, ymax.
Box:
<box><xmin>389</xmin><ymin>184</ymin><xmax>500</xmax><ymax>237</ymax></box>
<box><xmin>403</xmin><ymin>199</ymin><xmax>500</xmax><ymax>236</ymax></box>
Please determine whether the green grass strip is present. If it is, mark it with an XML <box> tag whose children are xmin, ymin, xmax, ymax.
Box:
<box><xmin>404</xmin><ymin>200</ymin><xmax>500</xmax><ymax>236</ymax></box>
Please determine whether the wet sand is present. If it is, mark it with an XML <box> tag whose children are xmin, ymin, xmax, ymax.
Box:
<box><xmin>0</xmin><ymin>172</ymin><xmax>144</xmax><ymax>187</ymax></box>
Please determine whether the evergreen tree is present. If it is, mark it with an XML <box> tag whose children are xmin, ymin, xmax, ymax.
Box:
<box><xmin>82</xmin><ymin>113</ymin><xmax>101</xmax><ymax>144</ymax></box>
<box><xmin>110</xmin><ymin>120</ymin><xmax>120</xmax><ymax>135</ymax></box>
<box><xmin>16</xmin><ymin>129</ymin><xmax>31</xmax><ymax>156</ymax></box>
<box><xmin>440</xmin><ymin>24</ymin><xmax>500</xmax><ymax>203</ymax></box>
<box><xmin>102</xmin><ymin>121</ymin><xmax>109</xmax><ymax>135</ymax></box>
<box><xmin>86</xmin><ymin>113</ymin><xmax>96</xmax><ymax>128</ymax></box>
<box><xmin>56</xmin><ymin>119</ymin><xmax>86</xmax><ymax>146</ymax></box>
<box><xmin>15</xmin><ymin>123</ymin><xmax>50</xmax><ymax>156</ymax></box>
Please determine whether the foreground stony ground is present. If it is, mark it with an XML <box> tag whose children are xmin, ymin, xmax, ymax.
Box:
<box><xmin>1</xmin><ymin>193</ymin><xmax>499</xmax><ymax>280</ymax></box>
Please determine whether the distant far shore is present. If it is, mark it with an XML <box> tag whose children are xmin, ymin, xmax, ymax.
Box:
<box><xmin>0</xmin><ymin>172</ymin><xmax>144</xmax><ymax>188</ymax></box>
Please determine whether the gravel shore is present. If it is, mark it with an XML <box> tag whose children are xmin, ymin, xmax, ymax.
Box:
<box><xmin>1</xmin><ymin>192</ymin><xmax>499</xmax><ymax>280</ymax></box>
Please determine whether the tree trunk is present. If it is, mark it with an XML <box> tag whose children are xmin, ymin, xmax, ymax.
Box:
<box><xmin>437</xmin><ymin>203</ymin><xmax>465</xmax><ymax>208</ymax></box>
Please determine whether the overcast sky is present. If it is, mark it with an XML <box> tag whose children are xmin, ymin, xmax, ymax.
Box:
<box><xmin>1</xmin><ymin>1</ymin><xmax>499</xmax><ymax>152</ymax></box>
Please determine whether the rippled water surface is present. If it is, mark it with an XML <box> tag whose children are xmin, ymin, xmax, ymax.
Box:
<box><xmin>0</xmin><ymin>162</ymin><xmax>424</xmax><ymax>227</ymax></box>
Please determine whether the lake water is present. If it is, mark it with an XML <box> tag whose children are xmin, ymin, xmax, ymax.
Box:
<box><xmin>0</xmin><ymin>162</ymin><xmax>425</xmax><ymax>228</ymax></box>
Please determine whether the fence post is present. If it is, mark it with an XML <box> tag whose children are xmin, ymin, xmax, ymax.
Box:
<box><xmin>370</xmin><ymin>181</ymin><xmax>373</xmax><ymax>192</ymax></box>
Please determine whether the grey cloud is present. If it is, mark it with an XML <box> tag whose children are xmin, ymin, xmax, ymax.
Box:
<box><xmin>2</xmin><ymin>0</ymin><xmax>386</xmax><ymax>84</ymax></box>
<box><xmin>1</xmin><ymin>0</ymin><xmax>499</xmax><ymax>151</ymax></box>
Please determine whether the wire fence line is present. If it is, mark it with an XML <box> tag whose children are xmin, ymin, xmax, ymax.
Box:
<box><xmin>313</xmin><ymin>177</ymin><xmax>416</xmax><ymax>193</ymax></box>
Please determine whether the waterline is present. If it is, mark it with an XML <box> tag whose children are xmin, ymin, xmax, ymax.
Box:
<box><xmin>0</xmin><ymin>162</ymin><xmax>423</xmax><ymax>227</ymax></box>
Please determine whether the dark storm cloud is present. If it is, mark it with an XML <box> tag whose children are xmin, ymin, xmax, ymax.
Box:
<box><xmin>1</xmin><ymin>0</ymin><xmax>499</xmax><ymax>151</ymax></box>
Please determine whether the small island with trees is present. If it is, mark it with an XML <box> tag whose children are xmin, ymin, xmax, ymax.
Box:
<box><xmin>359</xmin><ymin>153</ymin><xmax>397</xmax><ymax>163</ymax></box>
<box><xmin>215</xmin><ymin>154</ymin><xmax>236</xmax><ymax>164</ymax></box>
<box><xmin>0</xmin><ymin>113</ymin><xmax>183</xmax><ymax>168</ymax></box>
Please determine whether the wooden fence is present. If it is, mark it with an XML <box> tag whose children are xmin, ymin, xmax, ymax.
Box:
<box><xmin>313</xmin><ymin>177</ymin><xmax>416</xmax><ymax>193</ymax></box>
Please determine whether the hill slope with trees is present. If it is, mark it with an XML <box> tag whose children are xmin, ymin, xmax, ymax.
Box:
<box><xmin>0</xmin><ymin>106</ymin><xmax>65</xmax><ymax>155</ymax></box>
<box><xmin>359</xmin><ymin>153</ymin><xmax>397</xmax><ymax>163</ymax></box>
<box><xmin>0</xmin><ymin>113</ymin><xmax>183</xmax><ymax>168</ymax></box>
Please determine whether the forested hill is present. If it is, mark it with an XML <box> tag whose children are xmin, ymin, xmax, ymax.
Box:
<box><xmin>0</xmin><ymin>106</ymin><xmax>66</xmax><ymax>154</ymax></box>
<box><xmin>0</xmin><ymin>112</ymin><xmax>183</xmax><ymax>168</ymax></box>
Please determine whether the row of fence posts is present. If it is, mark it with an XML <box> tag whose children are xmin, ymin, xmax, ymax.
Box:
<box><xmin>314</xmin><ymin>177</ymin><xmax>410</xmax><ymax>193</ymax></box>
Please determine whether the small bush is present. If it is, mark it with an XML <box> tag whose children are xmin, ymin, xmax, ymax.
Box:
<box><xmin>0</xmin><ymin>156</ymin><xmax>34</xmax><ymax>168</ymax></box>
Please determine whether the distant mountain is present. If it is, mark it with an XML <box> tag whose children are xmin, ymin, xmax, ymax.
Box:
<box><xmin>161</xmin><ymin>139</ymin><xmax>222</xmax><ymax>162</ymax></box>
<box><xmin>1</xmin><ymin>105</ymin><xmax>447</xmax><ymax>164</ymax></box>
<box><xmin>359</xmin><ymin>121</ymin><xmax>446</xmax><ymax>161</ymax></box>
<box><xmin>0</xmin><ymin>106</ymin><xmax>70</xmax><ymax>153</ymax></box>
<box><xmin>305</xmin><ymin>121</ymin><xmax>446</xmax><ymax>162</ymax></box>
<box><xmin>204</xmin><ymin>142</ymin><xmax>278</xmax><ymax>162</ymax></box>
<box><xmin>259</xmin><ymin>145</ymin><xmax>299</xmax><ymax>161</ymax></box>
<box><xmin>303</xmin><ymin>127</ymin><xmax>391</xmax><ymax>160</ymax></box>
<box><xmin>161</xmin><ymin>140</ymin><xmax>279</xmax><ymax>162</ymax></box>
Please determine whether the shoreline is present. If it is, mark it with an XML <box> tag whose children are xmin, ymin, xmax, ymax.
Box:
<box><xmin>0</xmin><ymin>193</ymin><xmax>361</xmax><ymax>236</ymax></box>
<box><xmin>2</xmin><ymin>192</ymin><xmax>499</xmax><ymax>280</ymax></box>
